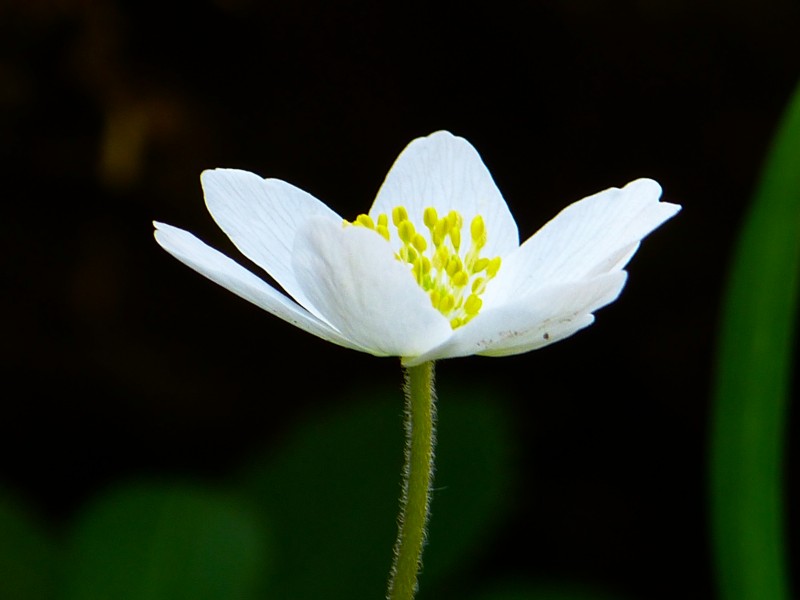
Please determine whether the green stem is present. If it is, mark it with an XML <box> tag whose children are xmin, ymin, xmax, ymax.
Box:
<box><xmin>387</xmin><ymin>361</ymin><xmax>437</xmax><ymax>600</ymax></box>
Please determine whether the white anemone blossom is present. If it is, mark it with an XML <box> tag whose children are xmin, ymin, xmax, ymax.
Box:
<box><xmin>154</xmin><ymin>131</ymin><xmax>680</xmax><ymax>366</ymax></box>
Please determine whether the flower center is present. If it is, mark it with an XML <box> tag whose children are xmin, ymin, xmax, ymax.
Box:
<box><xmin>346</xmin><ymin>206</ymin><xmax>501</xmax><ymax>329</ymax></box>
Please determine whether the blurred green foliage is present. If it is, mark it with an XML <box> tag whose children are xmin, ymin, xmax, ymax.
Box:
<box><xmin>61</xmin><ymin>483</ymin><xmax>267</xmax><ymax>600</ymax></box>
<box><xmin>0</xmin><ymin>383</ymin><xmax>626</xmax><ymax>599</ymax></box>
<box><xmin>711</xmin><ymin>79</ymin><xmax>800</xmax><ymax>600</ymax></box>
<box><xmin>0</xmin><ymin>489</ymin><xmax>57</xmax><ymax>600</ymax></box>
<box><xmin>238</xmin><ymin>383</ymin><xmax>514</xmax><ymax>599</ymax></box>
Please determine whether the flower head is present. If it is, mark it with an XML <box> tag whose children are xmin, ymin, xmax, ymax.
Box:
<box><xmin>154</xmin><ymin>131</ymin><xmax>680</xmax><ymax>365</ymax></box>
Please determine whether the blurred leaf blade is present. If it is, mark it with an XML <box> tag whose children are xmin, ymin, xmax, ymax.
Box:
<box><xmin>240</xmin><ymin>383</ymin><xmax>515</xmax><ymax>600</ymax></box>
<box><xmin>711</xmin><ymin>79</ymin><xmax>800</xmax><ymax>600</ymax></box>
<box><xmin>0</xmin><ymin>488</ymin><xmax>57</xmax><ymax>600</ymax></box>
<box><xmin>62</xmin><ymin>481</ymin><xmax>270</xmax><ymax>600</ymax></box>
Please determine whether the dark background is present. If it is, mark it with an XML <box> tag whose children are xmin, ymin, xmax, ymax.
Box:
<box><xmin>2</xmin><ymin>1</ymin><xmax>799</xmax><ymax>598</ymax></box>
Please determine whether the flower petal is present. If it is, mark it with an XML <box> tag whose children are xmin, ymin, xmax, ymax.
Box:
<box><xmin>201</xmin><ymin>168</ymin><xmax>341</xmax><ymax>321</ymax></box>
<box><xmin>407</xmin><ymin>271</ymin><xmax>627</xmax><ymax>364</ymax></box>
<box><xmin>291</xmin><ymin>217</ymin><xmax>453</xmax><ymax>358</ymax></box>
<box><xmin>153</xmin><ymin>222</ymin><xmax>366</xmax><ymax>352</ymax></box>
<box><xmin>485</xmin><ymin>178</ymin><xmax>679</xmax><ymax>306</ymax></box>
<box><xmin>369</xmin><ymin>131</ymin><xmax>519</xmax><ymax>257</ymax></box>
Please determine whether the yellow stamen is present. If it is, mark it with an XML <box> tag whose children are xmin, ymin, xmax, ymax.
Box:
<box><xmin>423</xmin><ymin>207</ymin><xmax>438</xmax><ymax>229</ymax></box>
<box><xmin>345</xmin><ymin>205</ymin><xmax>502</xmax><ymax>329</ymax></box>
<box><xmin>356</xmin><ymin>214</ymin><xmax>375</xmax><ymax>229</ymax></box>
<box><xmin>392</xmin><ymin>206</ymin><xmax>408</xmax><ymax>226</ymax></box>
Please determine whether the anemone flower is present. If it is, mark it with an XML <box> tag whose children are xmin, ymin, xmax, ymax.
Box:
<box><xmin>153</xmin><ymin>130</ymin><xmax>679</xmax><ymax>600</ymax></box>
<box><xmin>154</xmin><ymin>131</ymin><xmax>679</xmax><ymax>366</ymax></box>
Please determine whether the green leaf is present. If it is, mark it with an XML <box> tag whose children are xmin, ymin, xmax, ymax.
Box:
<box><xmin>0</xmin><ymin>488</ymin><xmax>57</xmax><ymax>600</ymax></box>
<box><xmin>710</xmin><ymin>79</ymin><xmax>800</xmax><ymax>600</ymax></box>
<box><xmin>240</xmin><ymin>382</ymin><xmax>514</xmax><ymax>600</ymax></box>
<box><xmin>62</xmin><ymin>481</ymin><xmax>270</xmax><ymax>600</ymax></box>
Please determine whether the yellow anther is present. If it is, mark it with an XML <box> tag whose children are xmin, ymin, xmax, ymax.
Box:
<box><xmin>392</xmin><ymin>206</ymin><xmax>408</xmax><ymax>226</ymax></box>
<box><xmin>356</xmin><ymin>214</ymin><xmax>375</xmax><ymax>229</ymax></box>
<box><xmin>470</xmin><ymin>215</ymin><xmax>485</xmax><ymax>243</ymax></box>
<box><xmin>432</xmin><ymin>219</ymin><xmax>448</xmax><ymax>246</ymax></box>
<box><xmin>412</xmin><ymin>233</ymin><xmax>427</xmax><ymax>252</ymax></box>
<box><xmin>432</xmin><ymin>245</ymin><xmax>448</xmax><ymax>270</ymax></box>
<box><xmin>471</xmin><ymin>277</ymin><xmax>486</xmax><ymax>294</ymax></box>
<box><xmin>464</xmin><ymin>294</ymin><xmax>482</xmax><ymax>315</ymax></box>
<box><xmin>449</xmin><ymin>226</ymin><xmax>461</xmax><ymax>251</ymax></box>
<box><xmin>398</xmin><ymin>220</ymin><xmax>415</xmax><ymax>244</ymax></box>
<box><xmin>472</xmin><ymin>257</ymin><xmax>489</xmax><ymax>273</ymax></box>
<box><xmin>439</xmin><ymin>294</ymin><xmax>455</xmax><ymax>314</ymax></box>
<box><xmin>486</xmin><ymin>256</ymin><xmax>502</xmax><ymax>277</ymax></box>
<box><xmin>451</xmin><ymin>271</ymin><xmax>469</xmax><ymax>287</ymax></box>
<box><xmin>446</xmin><ymin>210</ymin><xmax>461</xmax><ymax>230</ymax></box>
<box><xmin>423</xmin><ymin>207</ymin><xmax>438</xmax><ymax>229</ymax></box>
<box><xmin>445</xmin><ymin>256</ymin><xmax>462</xmax><ymax>277</ymax></box>
<box><xmin>412</xmin><ymin>258</ymin><xmax>427</xmax><ymax>282</ymax></box>
<box><xmin>376</xmin><ymin>225</ymin><xmax>390</xmax><ymax>241</ymax></box>
<box><xmin>415</xmin><ymin>256</ymin><xmax>431</xmax><ymax>277</ymax></box>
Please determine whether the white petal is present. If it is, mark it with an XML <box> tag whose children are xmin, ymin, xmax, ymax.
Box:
<box><xmin>153</xmin><ymin>222</ymin><xmax>366</xmax><ymax>352</ymax></box>
<box><xmin>201</xmin><ymin>169</ymin><xmax>341</xmax><ymax>322</ymax></box>
<box><xmin>291</xmin><ymin>217</ymin><xmax>453</xmax><ymax>358</ymax></box>
<box><xmin>369</xmin><ymin>131</ymin><xmax>519</xmax><ymax>257</ymax></box>
<box><xmin>485</xmin><ymin>178</ymin><xmax>679</xmax><ymax>306</ymax></box>
<box><xmin>407</xmin><ymin>271</ymin><xmax>627</xmax><ymax>365</ymax></box>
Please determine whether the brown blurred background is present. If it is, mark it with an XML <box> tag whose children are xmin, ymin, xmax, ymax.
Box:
<box><xmin>2</xmin><ymin>1</ymin><xmax>799</xmax><ymax>598</ymax></box>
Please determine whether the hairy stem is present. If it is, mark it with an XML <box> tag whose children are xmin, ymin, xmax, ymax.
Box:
<box><xmin>387</xmin><ymin>361</ymin><xmax>437</xmax><ymax>600</ymax></box>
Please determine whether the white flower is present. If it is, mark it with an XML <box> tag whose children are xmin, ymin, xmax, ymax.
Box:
<box><xmin>154</xmin><ymin>131</ymin><xmax>680</xmax><ymax>366</ymax></box>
